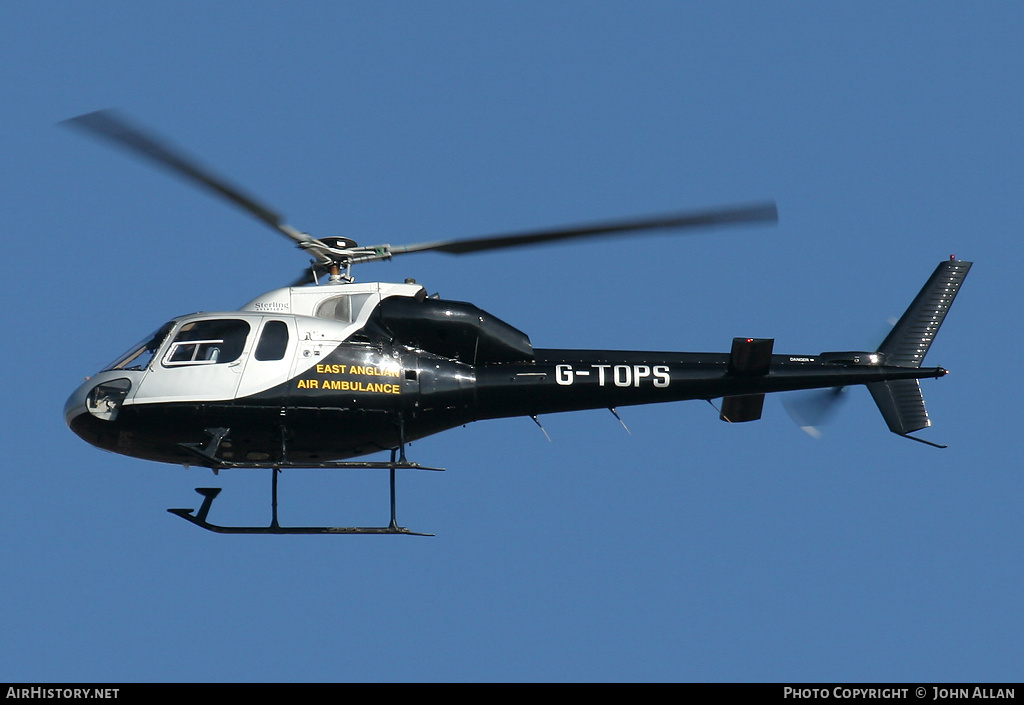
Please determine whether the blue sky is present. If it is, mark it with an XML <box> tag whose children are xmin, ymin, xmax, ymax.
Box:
<box><xmin>2</xmin><ymin>2</ymin><xmax>1021</xmax><ymax>682</ymax></box>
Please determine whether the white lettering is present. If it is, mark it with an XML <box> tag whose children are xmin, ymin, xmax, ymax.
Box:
<box><xmin>552</xmin><ymin>363</ymin><xmax>672</xmax><ymax>388</ymax></box>
<box><xmin>555</xmin><ymin>364</ymin><xmax>573</xmax><ymax>386</ymax></box>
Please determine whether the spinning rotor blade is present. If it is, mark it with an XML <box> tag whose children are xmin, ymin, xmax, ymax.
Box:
<box><xmin>390</xmin><ymin>202</ymin><xmax>778</xmax><ymax>256</ymax></box>
<box><xmin>65</xmin><ymin>110</ymin><xmax>778</xmax><ymax>279</ymax></box>
<box><xmin>783</xmin><ymin>386</ymin><xmax>847</xmax><ymax>439</ymax></box>
<box><xmin>63</xmin><ymin>110</ymin><xmax>316</xmax><ymax>248</ymax></box>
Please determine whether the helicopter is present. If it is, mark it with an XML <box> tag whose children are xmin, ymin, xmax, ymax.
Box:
<box><xmin>63</xmin><ymin>110</ymin><xmax>971</xmax><ymax>536</ymax></box>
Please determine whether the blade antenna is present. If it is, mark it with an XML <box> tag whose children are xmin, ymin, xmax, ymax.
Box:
<box><xmin>530</xmin><ymin>415</ymin><xmax>552</xmax><ymax>442</ymax></box>
<box><xmin>609</xmin><ymin>407</ymin><xmax>631</xmax><ymax>434</ymax></box>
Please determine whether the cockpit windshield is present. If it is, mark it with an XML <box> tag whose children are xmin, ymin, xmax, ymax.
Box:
<box><xmin>101</xmin><ymin>321</ymin><xmax>175</xmax><ymax>372</ymax></box>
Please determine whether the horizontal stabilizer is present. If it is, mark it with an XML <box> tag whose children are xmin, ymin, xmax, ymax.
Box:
<box><xmin>727</xmin><ymin>337</ymin><xmax>774</xmax><ymax>376</ymax></box>
<box><xmin>720</xmin><ymin>394</ymin><xmax>766</xmax><ymax>423</ymax></box>
<box><xmin>720</xmin><ymin>338</ymin><xmax>773</xmax><ymax>423</ymax></box>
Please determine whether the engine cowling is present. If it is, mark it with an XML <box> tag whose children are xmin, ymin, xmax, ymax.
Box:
<box><xmin>376</xmin><ymin>297</ymin><xmax>534</xmax><ymax>364</ymax></box>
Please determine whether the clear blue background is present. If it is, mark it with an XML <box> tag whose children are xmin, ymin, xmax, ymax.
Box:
<box><xmin>1</xmin><ymin>2</ymin><xmax>1020</xmax><ymax>682</ymax></box>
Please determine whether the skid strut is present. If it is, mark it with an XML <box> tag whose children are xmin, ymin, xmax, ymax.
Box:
<box><xmin>168</xmin><ymin>450</ymin><xmax>441</xmax><ymax>535</ymax></box>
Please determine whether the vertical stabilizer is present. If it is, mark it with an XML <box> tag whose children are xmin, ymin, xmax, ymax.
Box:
<box><xmin>868</xmin><ymin>379</ymin><xmax>930</xmax><ymax>435</ymax></box>
<box><xmin>867</xmin><ymin>258</ymin><xmax>971</xmax><ymax>445</ymax></box>
<box><xmin>877</xmin><ymin>259</ymin><xmax>972</xmax><ymax>367</ymax></box>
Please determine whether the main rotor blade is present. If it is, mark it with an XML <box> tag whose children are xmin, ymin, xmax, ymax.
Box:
<box><xmin>63</xmin><ymin>110</ymin><xmax>311</xmax><ymax>246</ymax></box>
<box><xmin>391</xmin><ymin>202</ymin><xmax>777</xmax><ymax>256</ymax></box>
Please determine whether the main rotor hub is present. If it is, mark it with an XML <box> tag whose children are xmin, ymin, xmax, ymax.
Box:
<box><xmin>319</xmin><ymin>236</ymin><xmax>359</xmax><ymax>250</ymax></box>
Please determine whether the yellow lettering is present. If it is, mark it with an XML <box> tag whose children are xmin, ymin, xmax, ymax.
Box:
<box><xmin>302</xmin><ymin>376</ymin><xmax>402</xmax><ymax>394</ymax></box>
<box><xmin>315</xmin><ymin>363</ymin><xmax>351</xmax><ymax>374</ymax></box>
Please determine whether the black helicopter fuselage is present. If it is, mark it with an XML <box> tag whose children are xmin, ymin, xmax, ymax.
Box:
<box><xmin>64</xmin><ymin>280</ymin><xmax>951</xmax><ymax>469</ymax></box>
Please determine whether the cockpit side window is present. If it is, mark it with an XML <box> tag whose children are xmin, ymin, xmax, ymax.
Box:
<box><xmin>254</xmin><ymin>320</ymin><xmax>289</xmax><ymax>361</ymax></box>
<box><xmin>162</xmin><ymin>319</ymin><xmax>250</xmax><ymax>367</ymax></box>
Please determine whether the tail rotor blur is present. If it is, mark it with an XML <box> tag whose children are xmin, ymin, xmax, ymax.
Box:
<box><xmin>783</xmin><ymin>386</ymin><xmax>847</xmax><ymax>438</ymax></box>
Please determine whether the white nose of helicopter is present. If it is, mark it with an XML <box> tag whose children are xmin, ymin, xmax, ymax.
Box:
<box><xmin>65</xmin><ymin>371</ymin><xmax>140</xmax><ymax>432</ymax></box>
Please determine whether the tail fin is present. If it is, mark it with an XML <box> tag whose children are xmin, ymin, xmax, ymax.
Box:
<box><xmin>867</xmin><ymin>258</ymin><xmax>971</xmax><ymax>444</ymax></box>
<box><xmin>876</xmin><ymin>258</ymin><xmax>973</xmax><ymax>368</ymax></box>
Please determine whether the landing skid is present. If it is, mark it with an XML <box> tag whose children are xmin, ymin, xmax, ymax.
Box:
<box><xmin>169</xmin><ymin>451</ymin><xmax>439</xmax><ymax>536</ymax></box>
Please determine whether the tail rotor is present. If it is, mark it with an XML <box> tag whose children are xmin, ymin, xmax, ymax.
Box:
<box><xmin>783</xmin><ymin>386</ymin><xmax>847</xmax><ymax>438</ymax></box>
